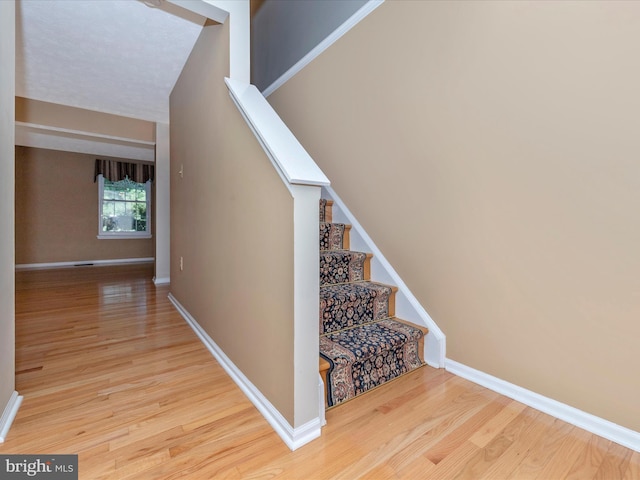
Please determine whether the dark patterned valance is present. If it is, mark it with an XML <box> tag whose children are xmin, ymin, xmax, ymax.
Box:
<box><xmin>94</xmin><ymin>159</ymin><xmax>155</xmax><ymax>183</ymax></box>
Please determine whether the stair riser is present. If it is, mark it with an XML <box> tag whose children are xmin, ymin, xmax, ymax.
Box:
<box><xmin>320</xmin><ymin>223</ymin><xmax>350</xmax><ymax>251</ymax></box>
<box><xmin>319</xmin><ymin>199</ymin><xmax>333</xmax><ymax>223</ymax></box>
<box><xmin>320</xmin><ymin>251</ymin><xmax>370</xmax><ymax>286</ymax></box>
<box><xmin>320</xmin><ymin>283</ymin><xmax>394</xmax><ymax>335</ymax></box>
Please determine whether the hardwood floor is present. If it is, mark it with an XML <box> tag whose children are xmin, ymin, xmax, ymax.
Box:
<box><xmin>2</xmin><ymin>264</ymin><xmax>638</xmax><ymax>479</ymax></box>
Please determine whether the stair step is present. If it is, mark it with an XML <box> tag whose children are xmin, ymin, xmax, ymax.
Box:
<box><xmin>319</xmin><ymin>318</ymin><xmax>427</xmax><ymax>407</ymax></box>
<box><xmin>319</xmin><ymin>198</ymin><xmax>333</xmax><ymax>223</ymax></box>
<box><xmin>320</xmin><ymin>222</ymin><xmax>351</xmax><ymax>251</ymax></box>
<box><xmin>320</xmin><ymin>250</ymin><xmax>371</xmax><ymax>286</ymax></box>
<box><xmin>320</xmin><ymin>281</ymin><xmax>396</xmax><ymax>335</ymax></box>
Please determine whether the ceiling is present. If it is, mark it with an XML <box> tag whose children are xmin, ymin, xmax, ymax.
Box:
<box><xmin>16</xmin><ymin>0</ymin><xmax>207</xmax><ymax>124</ymax></box>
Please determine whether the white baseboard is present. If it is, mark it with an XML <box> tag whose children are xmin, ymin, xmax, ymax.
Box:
<box><xmin>168</xmin><ymin>294</ymin><xmax>322</xmax><ymax>451</ymax></box>
<box><xmin>153</xmin><ymin>276</ymin><xmax>170</xmax><ymax>285</ymax></box>
<box><xmin>15</xmin><ymin>257</ymin><xmax>154</xmax><ymax>271</ymax></box>
<box><xmin>0</xmin><ymin>391</ymin><xmax>23</xmax><ymax>443</ymax></box>
<box><xmin>445</xmin><ymin>359</ymin><xmax>640</xmax><ymax>453</ymax></box>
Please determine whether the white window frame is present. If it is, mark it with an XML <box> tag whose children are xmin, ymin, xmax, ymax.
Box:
<box><xmin>97</xmin><ymin>174</ymin><xmax>152</xmax><ymax>240</ymax></box>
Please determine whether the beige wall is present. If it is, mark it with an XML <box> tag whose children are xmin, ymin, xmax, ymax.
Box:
<box><xmin>16</xmin><ymin>97</ymin><xmax>155</xmax><ymax>142</ymax></box>
<box><xmin>15</xmin><ymin>146</ymin><xmax>154</xmax><ymax>264</ymax></box>
<box><xmin>0</xmin><ymin>0</ymin><xmax>16</xmax><ymax>413</ymax></box>
<box><xmin>269</xmin><ymin>0</ymin><xmax>640</xmax><ymax>431</ymax></box>
<box><xmin>170</xmin><ymin>22</ymin><xmax>295</xmax><ymax>423</ymax></box>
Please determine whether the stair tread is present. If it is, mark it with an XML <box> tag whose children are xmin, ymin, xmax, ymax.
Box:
<box><xmin>320</xmin><ymin>249</ymin><xmax>367</xmax><ymax>257</ymax></box>
<box><xmin>320</xmin><ymin>222</ymin><xmax>349</xmax><ymax>227</ymax></box>
<box><xmin>320</xmin><ymin>318</ymin><xmax>425</xmax><ymax>362</ymax></box>
<box><xmin>320</xmin><ymin>280</ymin><xmax>396</xmax><ymax>294</ymax></box>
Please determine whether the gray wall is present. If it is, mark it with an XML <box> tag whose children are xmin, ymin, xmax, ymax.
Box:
<box><xmin>251</xmin><ymin>0</ymin><xmax>368</xmax><ymax>91</ymax></box>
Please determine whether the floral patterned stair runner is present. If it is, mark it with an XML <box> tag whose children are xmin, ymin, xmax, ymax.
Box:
<box><xmin>320</xmin><ymin>250</ymin><xmax>369</xmax><ymax>286</ymax></box>
<box><xmin>320</xmin><ymin>282</ymin><xmax>393</xmax><ymax>335</ymax></box>
<box><xmin>318</xmin><ymin>199</ymin><xmax>427</xmax><ymax>408</ymax></box>
<box><xmin>320</xmin><ymin>222</ymin><xmax>346</xmax><ymax>251</ymax></box>
<box><xmin>320</xmin><ymin>320</ymin><xmax>424</xmax><ymax>406</ymax></box>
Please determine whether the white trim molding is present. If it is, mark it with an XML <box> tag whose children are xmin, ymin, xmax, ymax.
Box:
<box><xmin>446</xmin><ymin>359</ymin><xmax>640</xmax><ymax>453</ymax></box>
<box><xmin>15</xmin><ymin>121</ymin><xmax>155</xmax><ymax>146</ymax></box>
<box><xmin>168</xmin><ymin>294</ymin><xmax>322</xmax><ymax>451</ymax></box>
<box><xmin>0</xmin><ymin>391</ymin><xmax>23</xmax><ymax>443</ymax></box>
<box><xmin>225</xmin><ymin>78</ymin><xmax>329</xmax><ymax>189</ymax></box>
<box><xmin>167</xmin><ymin>0</ymin><xmax>249</xmax><ymax>83</ymax></box>
<box><xmin>262</xmin><ymin>0</ymin><xmax>385</xmax><ymax>98</ymax></box>
<box><xmin>97</xmin><ymin>234</ymin><xmax>152</xmax><ymax>240</ymax></box>
<box><xmin>226</xmin><ymin>74</ymin><xmax>328</xmax><ymax>440</ymax></box>
<box><xmin>15</xmin><ymin>257</ymin><xmax>154</xmax><ymax>271</ymax></box>
<box><xmin>152</xmin><ymin>276</ymin><xmax>170</xmax><ymax>285</ymax></box>
<box><xmin>224</xmin><ymin>17</ymin><xmax>328</xmax><ymax>445</ymax></box>
<box><xmin>322</xmin><ymin>186</ymin><xmax>446</xmax><ymax>368</ymax></box>
<box><xmin>154</xmin><ymin>122</ymin><xmax>171</xmax><ymax>287</ymax></box>
<box><xmin>318</xmin><ymin>373</ymin><xmax>326</xmax><ymax>427</ymax></box>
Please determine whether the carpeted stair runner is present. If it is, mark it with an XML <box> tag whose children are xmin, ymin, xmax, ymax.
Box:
<box><xmin>320</xmin><ymin>282</ymin><xmax>394</xmax><ymax>335</ymax></box>
<box><xmin>320</xmin><ymin>250</ymin><xmax>371</xmax><ymax>286</ymax></box>
<box><xmin>319</xmin><ymin>199</ymin><xmax>427</xmax><ymax>408</ymax></box>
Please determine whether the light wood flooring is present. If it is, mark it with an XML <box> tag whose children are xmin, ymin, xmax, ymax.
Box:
<box><xmin>2</xmin><ymin>264</ymin><xmax>638</xmax><ymax>479</ymax></box>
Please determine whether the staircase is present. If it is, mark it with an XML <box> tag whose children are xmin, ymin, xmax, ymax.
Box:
<box><xmin>318</xmin><ymin>199</ymin><xmax>428</xmax><ymax>408</ymax></box>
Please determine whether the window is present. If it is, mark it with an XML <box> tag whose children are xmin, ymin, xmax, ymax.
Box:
<box><xmin>98</xmin><ymin>175</ymin><xmax>151</xmax><ymax>239</ymax></box>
